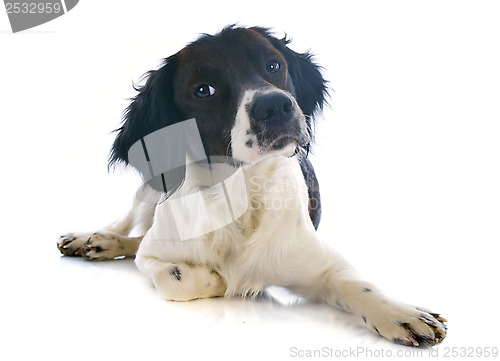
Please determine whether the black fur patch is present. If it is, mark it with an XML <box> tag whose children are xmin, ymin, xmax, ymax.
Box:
<box><xmin>169</xmin><ymin>266</ymin><xmax>182</xmax><ymax>281</ymax></box>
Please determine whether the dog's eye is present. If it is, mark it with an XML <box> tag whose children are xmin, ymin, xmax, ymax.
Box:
<box><xmin>266</xmin><ymin>60</ymin><xmax>280</xmax><ymax>74</ymax></box>
<box><xmin>194</xmin><ymin>84</ymin><xmax>216</xmax><ymax>98</ymax></box>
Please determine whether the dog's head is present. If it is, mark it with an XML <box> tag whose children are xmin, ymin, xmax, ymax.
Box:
<box><xmin>109</xmin><ymin>26</ymin><xmax>327</xmax><ymax>167</ymax></box>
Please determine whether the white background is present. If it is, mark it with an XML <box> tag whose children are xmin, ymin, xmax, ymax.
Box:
<box><xmin>1</xmin><ymin>1</ymin><xmax>499</xmax><ymax>360</ymax></box>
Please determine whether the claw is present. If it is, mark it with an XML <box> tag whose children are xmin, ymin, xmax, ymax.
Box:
<box><xmin>419</xmin><ymin>317</ymin><xmax>437</xmax><ymax>327</ymax></box>
<box><xmin>429</xmin><ymin>313</ymin><xmax>447</xmax><ymax>323</ymax></box>
<box><xmin>407</xmin><ymin>336</ymin><xmax>419</xmax><ymax>347</ymax></box>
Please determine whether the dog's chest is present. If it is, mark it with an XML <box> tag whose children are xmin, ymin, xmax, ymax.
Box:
<box><xmin>205</xmin><ymin>157</ymin><xmax>311</xmax><ymax>269</ymax></box>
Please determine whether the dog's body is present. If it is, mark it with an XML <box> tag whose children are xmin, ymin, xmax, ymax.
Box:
<box><xmin>58</xmin><ymin>26</ymin><xmax>446</xmax><ymax>347</ymax></box>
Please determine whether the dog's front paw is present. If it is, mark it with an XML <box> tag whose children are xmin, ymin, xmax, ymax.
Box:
<box><xmin>58</xmin><ymin>233</ymin><xmax>93</xmax><ymax>257</ymax></box>
<box><xmin>365</xmin><ymin>303</ymin><xmax>447</xmax><ymax>347</ymax></box>
<box><xmin>81</xmin><ymin>231</ymin><xmax>125</xmax><ymax>261</ymax></box>
<box><xmin>152</xmin><ymin>262</ymin><xmax>227</xmax><ymax>301</ymax></box>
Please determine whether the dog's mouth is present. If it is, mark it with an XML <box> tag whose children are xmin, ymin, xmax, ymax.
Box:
<box><xmin>261</xmin><ymin>131</ymin><xmax>309</xmax><ymax>152</ymax></box>
<box><xmin>269</xmin><ymin>136</ymin><xmax>296</xmax><ymax>150</ymax></box>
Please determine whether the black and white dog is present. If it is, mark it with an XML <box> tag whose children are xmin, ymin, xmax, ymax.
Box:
<box><xmin>58</xmin><ymin>26</ymin><xmax>447</xmax><ymax>347</ymax></box>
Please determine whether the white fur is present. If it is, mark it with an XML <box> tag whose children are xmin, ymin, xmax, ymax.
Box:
<box><xmin>230</xmin><ymin>90</ymin><xmax>260</xmax><ymax>163</ymax></box>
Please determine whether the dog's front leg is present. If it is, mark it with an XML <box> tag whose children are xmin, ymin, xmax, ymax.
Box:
<box><xmin>285</xmin><ymin>239</ymin><xmax>447</xmax><ymax>347</ymax></box>
<box><xmin>135</xmin><ymin>256</ymin><xmax>227</xmax><ymax>301</ymax></box>
<box><xmin>58</xmin><ymin>186</ymin><xmax>159</xmax><ymax>260</ymax></box>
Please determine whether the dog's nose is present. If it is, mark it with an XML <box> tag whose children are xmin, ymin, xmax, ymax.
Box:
<box><xmin>252</xmin><ymin>92</ymin><xmax>294</xmax><ymax>123</ymax></box>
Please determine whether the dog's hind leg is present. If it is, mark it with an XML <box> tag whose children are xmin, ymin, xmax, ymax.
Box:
<box><xmin>57</xmin><ymin>186</ymin><xmax>160</xmax><ymax>260</ymax></box>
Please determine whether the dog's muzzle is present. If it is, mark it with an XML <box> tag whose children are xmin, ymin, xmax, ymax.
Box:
<box><xmin>250</xmin><ymin>91</ymin><xmax>309</xmax><ymax>152</ymax></box>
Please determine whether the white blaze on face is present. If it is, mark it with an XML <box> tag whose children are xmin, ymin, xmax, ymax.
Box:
<box><xmin>231</xmin><ymin>89</ymin><xmax>301</xmax><ymax>164</ymax></box>
<box><xmin>231</xmin><ymin>90</ymin><xmax>260</xmax><ymax>163</ymax></box>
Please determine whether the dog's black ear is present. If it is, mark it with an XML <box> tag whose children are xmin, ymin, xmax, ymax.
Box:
<box><xmin>251</xmin><ymin>27</ymin><xmax>328</xmax><ymax>118</ymax></box>
<box><xmin>108</xmin><ymin>55</ymin><xmax>182</xmax><ymax>167</ymax></box>
<box><xmin>284</xmin><ymin>49</ymin><xmax>328</xmax><ymax>118</ymax></box>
